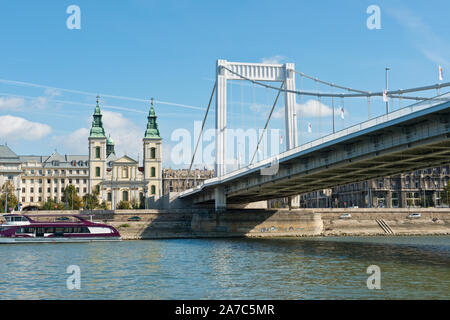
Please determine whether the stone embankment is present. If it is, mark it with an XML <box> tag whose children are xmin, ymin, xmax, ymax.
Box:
<box><xmin>5</xmin><ymin>208</ymin><xmax>450</xmax><ymax>239</ymax></box>
<box><xmin>93</xmin><ymin>208</ymin><xmax>450</xmax><ymax>239</ymax></box>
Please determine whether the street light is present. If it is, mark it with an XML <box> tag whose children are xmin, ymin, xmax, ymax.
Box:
<box><xmin>385</xmin><ymin>67</ymin><xmax>390</xmax><ymax>114</ymax></box>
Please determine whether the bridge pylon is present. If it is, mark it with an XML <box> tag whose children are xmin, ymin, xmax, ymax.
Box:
<box><xmin>215</xmin><ymin>59</ymin><xmax>299</xmax><ymax>211</ymax></box>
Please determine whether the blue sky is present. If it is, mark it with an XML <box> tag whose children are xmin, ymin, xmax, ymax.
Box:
<box><xmin>0</xmin><ymin>0</ymin><xmax>449</xmax><ymax>168</ymax></box>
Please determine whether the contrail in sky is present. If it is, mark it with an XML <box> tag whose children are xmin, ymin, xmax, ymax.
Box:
<box><xmin>0</xmin><ymin>78</ymin><xmax>205</xmax><ymax>111</ymax></box>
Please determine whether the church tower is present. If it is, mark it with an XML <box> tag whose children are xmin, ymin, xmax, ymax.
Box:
<box><xmin>143</xmin><ymin>98</ymin><xmax>162</xmax><ymax>199</ymax></box>
<box><xmin>88</xmin><ymin>96</ymin><xmax>107</xmax><ymax>194</ymax></box>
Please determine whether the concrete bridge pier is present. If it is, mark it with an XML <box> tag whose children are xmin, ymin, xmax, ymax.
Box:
<box><xmin>215</xmin><ymin>186</ymin><xmax>227</xmax><ymax>212</ymax></box>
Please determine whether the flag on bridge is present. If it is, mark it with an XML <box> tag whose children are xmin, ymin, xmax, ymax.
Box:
<box><xmin>307</xmin><ymin>122</ymin><xmax>312</xmax><ymax>133</ymax></box>
<box><xmin>439</xmin><ymin>65</ymin><xmax>444</xmax><ymax>81</ymax></box>
<box><xmin>340</xmin><ymin>106</ymin><xmax>345</xmax><ymax>120</ymax></box>
<box><xmin>383</xmin><ymin>89</ymin><xmax>388</xmax><ymax>102</ymax></box>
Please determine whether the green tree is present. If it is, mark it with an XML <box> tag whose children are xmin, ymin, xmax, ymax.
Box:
<box><xmin>61</xmin><ymin>185</ymin><xmax>83</xmax><ymax>210</ymax></box>
<box><xmin>0</xmin><ymin>181</ymin><xmax>18</xmax><ymax>213</ymax></box>
<box><xmin>83</xmin><ymin>192</ymin><xmax>100</xmax><ymax>210</ymax></box>
<box><xmin>117</xmin><ymin>200</ymin><xmax>131</xmax><ymax>209</ymax></box>
<box><xmin>100</xmin><ymin>200</ymin><xmax>109</xmax><ymax>210</ymax></box>
<box><xmin>41</xmin><ymin>198</ymin><xmax>60</xmax><ymax>210</ymax></box>
<box><xmin>130</xmin><ymin>197</ymin><xmax>139</xmax><ymax>209</ymax></box>
<box><xmin>441</xmin><ymin>184</ymin><xmax>450</xmax><ymax>205</ymax></box>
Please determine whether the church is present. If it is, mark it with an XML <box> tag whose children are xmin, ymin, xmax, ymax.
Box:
<box><xmin>88</xmin><ymin>97</ymin><xmax>162</xmax><ymax>209</ymax></box>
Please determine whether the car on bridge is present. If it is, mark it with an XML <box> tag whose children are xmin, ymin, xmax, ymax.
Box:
<box><xmin>339</xmin><ymin>213</ymin><xmax>352</xmax><ymax>219</ymax></box>
<box><xmin>407</xmin><ymin>213</ymin><xmax>421</xmax><ymax>219</ymax></box>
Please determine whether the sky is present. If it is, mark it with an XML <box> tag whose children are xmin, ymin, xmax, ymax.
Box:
<box><xmin>0</xmin><ymin>0</ymin><xmax>449</xmax><ymax>169</ymax></box>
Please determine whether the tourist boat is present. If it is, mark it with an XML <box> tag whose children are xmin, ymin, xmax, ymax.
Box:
<box><xmin>0</xmin><ymin>214</ymin><xmax>121</xmax><ymax>243</ymax></box>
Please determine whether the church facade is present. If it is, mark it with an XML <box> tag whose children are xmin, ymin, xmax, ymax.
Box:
<box><xmin>88</xmin><ymin>97</ymin><xmax>162</xmax><ymax>209</ymax></box>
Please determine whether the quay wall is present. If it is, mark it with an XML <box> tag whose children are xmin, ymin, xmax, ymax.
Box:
<box><xmin>5</xmin><ymin>208</ymin><xmax>450</xmax><ymax>239</ymax></box>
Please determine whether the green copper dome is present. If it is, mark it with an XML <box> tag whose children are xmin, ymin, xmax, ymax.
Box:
<box><xmin>144</xmin><ymin>98</ymin><xmax>161</xmax><ymax>139</ymax></box>
<box><xmin>89</xmin><ymin>96</ymin><xmax>106</xmax><ymax>138</ymax></box>
<box><xmin>107</xmin><ymin>135</ymin><xmax>114</xmax><ymax>145</ymax></box>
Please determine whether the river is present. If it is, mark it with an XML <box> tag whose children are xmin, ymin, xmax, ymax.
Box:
<box><xmin>0</xmin><ymin>236</ymin><xmax>449</xmax><ymax>299</ymax></box>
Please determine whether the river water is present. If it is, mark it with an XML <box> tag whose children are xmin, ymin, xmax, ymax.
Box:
<box><xmin>0</xmin><ymin>236</ymin><xmax>449</xmax><ymax>299</ymax></box>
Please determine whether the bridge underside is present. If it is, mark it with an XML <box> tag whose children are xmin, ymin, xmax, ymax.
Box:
<box><xmin>181</xmin><ymin>102</ymin><xmax>450</xmax><ymax>206</ymax></box>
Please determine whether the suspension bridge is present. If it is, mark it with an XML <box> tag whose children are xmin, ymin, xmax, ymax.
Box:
<box><xmin>179</xmin><ymin>60</ymin><xmax>450</xmax><ymax>211</ymax></box>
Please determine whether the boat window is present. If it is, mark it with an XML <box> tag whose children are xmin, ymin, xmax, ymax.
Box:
<box><xmin>45</xmin><ymin>227</ymin><xmax>55</xmax><ymax>233</ymax></box>
<box><xmin>0</xmin><ymin>227</ymin><xmax>13</xmax><ymax>232</ymax></box>
<box><xmin>55</xmin><ymin>227</ymin><xmax>64</xmax><ymax>233</ymax></box>
<box><xmin>81</xmin><ymin>227</ymin><xmax>90</xmax><ymax>233</ymax></box>
<box><xmin>64</xmin><ymin>227</ymin><xmax>74</xmax><ymax>233</ymax></box>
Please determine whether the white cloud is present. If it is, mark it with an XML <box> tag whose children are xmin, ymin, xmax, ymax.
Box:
<box><xmin>273</xmin><ymin>99</ymin><xmax>337</xmax><ymax>119</ymax></box>
<box><xmin>54</xmin><ymin>128</ymin><xmax>89</xmax><ymax>154</ymax></box>
<box><xmin>0</xmin><ymin>115</ymin><xmax>51</xmax><ymax>140</ymax></box>
<box><xmin>260</xmin><ymin>55</ymin><xmax>287</xmax><ymax>65</ymax></box>
<box><xmin>0</xmin><ymin>97</ymin><xmax>25</xmax><ymax>110</ymax></box>
<box><xmin>102</xmin><ymin>110</ymin><xmax>143</xmax><ymax>159</ymax></box>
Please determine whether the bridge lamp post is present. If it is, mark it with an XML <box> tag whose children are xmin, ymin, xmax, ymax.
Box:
<box><xmin>385</xmin><ymin>67</ymin><xmax>390</xmax><ymax>114</ymax></box>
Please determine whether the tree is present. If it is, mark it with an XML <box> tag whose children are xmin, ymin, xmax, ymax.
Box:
<box><xmin>100</xmin><ymin>200</ymin><xmax>109</xmax><ymax>210</ymax></box>
<box><xmin>0</xmin><ymin>181</ymin><xmax>18</xmax><ymax>213</ymax></box>
<box><xmin>83</xmin><ymin>192</ymin><xmax>99</xmax><ymax>210</ymax></box>
<box><xmin>61</xmin><ymin>185</ymin><xmax>83</xmax><ymax>210</ymax></box>
<box><xmin>130</xmin><ymin>197</ymin><xmax>139</xmax><ymax>209</ymax></box>
<box><xmin>117</xmin><ymin>200</ymin><xmax>131</xmax><ymax>209</ymax></box>
<box><xmin>441</xmin><ymin>184</ymin><xmax>450</xmax><ymax>206</ymax></box>
<box><xmin>41</xmin><ymin>198</ymin><xmax>60</xmax><ymax>210</ymax></box>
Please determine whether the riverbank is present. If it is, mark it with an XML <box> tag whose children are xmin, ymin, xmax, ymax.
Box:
<box><xmin>91</xmin><ymin>208</ymin><xmax>450</xmax><ymax>240</ymax></box>
<box><xmin>5</xmin><ymin>208</ymin><xmax>449</xmax><ymax>239</ymax></box>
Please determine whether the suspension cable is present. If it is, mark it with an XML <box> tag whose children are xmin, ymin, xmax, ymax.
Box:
<box><xmin>185</xmin><ymin>82</ymin><xmax>216</xmax><ymax>183</ymax></box>
<box><xmin>222</xmin><ymin>65</ymin><xmax>450</xmax><ymax>100</ymax></box>
<box><xmin>250</xmin><ymin>81</ymin><xmax>285</xmax><ymax>165</ymax></box>
<box><xmin>294</xmin><ymin>70</ymin><xmax>369</xmax><ymax>94</ymax></box>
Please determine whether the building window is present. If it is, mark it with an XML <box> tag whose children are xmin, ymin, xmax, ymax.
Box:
<box><xmin>150</xmin><ymin>147</ymin><xmax>156</xmax><ymax>159</ymax></box>
<box><xmin>95</xmin><ymin>167</ymin><xmax>101</xmax><ymax>177</ymax></box>
<box><xmin>151</xmin><ymin>185</ymin><xmax>156</xmax><ymax>195</ymax></box>
<box><xmin>22</xmin><ymin>188</ymin><xmax>25</xmax><ymax>193</ymax></box>
<box><xmin>107</xmin><ymin>193</ymin><xmax>112</xmax><ymax>201</ymax></box>
<box><xmin>151</xmin><ymin>167</ymin><xmax>156</xmax><ymax>177</ymax></box>
<box><xmin>95</xmin><ymin>185</ymin><xmax>100</xmax><ymax>193</ymax></box>
<box><xmin>123</xmin><ymin>191</ymin><xmax>129</xmax><ymax>201</ymax></box>
<box><xmin>30</xmin><ymin>187</ymin><xmax>34</xmax><ymax>193</ymax></box>
<box><xmin>22</xmin><ymin>179</ymin><xmax>25</xmax><ymax>184</ymax></box>
<box><xmin>95</xmin><ymin>146</ymin><xmax>101</xmax><ymax>159</ymax></box>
